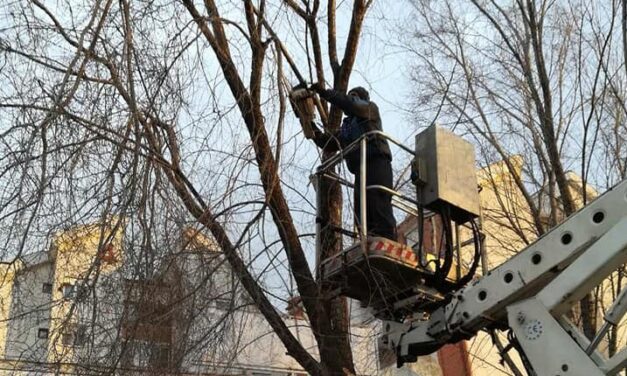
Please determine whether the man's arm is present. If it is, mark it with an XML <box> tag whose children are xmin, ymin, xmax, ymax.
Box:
<box><xmin>311</xmin><ymin>85</ymin><xmax>380</xmax><ymax>121</ymax></box>
<box><xmin>310</xmin><ymin>121</ymin><xmax>341</xmax><ymax>152</ymax></box>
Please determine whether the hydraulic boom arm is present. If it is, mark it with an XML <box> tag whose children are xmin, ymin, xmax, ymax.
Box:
<box><xmin>381</xmin><ymin>178</ymin><xmax>627</xmax><ymax>374</ymax></box>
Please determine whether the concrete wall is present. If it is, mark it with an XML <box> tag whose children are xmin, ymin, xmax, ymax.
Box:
<box><xmin>0</xmin><ymin>263</ymin><xmax>20</xmax><ymax>358</ymax></box>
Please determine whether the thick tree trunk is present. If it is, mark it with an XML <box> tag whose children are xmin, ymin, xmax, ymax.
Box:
<box><xmin>180</xmin><ymin>1</ymin><xmax>373</xmax><ymax>373</ymax></box>
<box><xmin>317</xmin><ymin>154</ymin><xmax>355</xmax><ymax>374</ymax></box>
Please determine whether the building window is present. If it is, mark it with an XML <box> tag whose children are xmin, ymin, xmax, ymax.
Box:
<box><xmin>42</xmin><ymin>283</ymin><xmax>53</xmax><ymax>294</ymax></box>
<box><xmin>37</xmin><ymin>328</ymin><xmax>49</xmax><ymax>339</ymax></box>
<box><xmin>62</xmin><ymin>324</ymin><xmax>88</xmax><ymax>347</ymax></box>
<box><xmin>122</xmin><ymin>341</ymin><xmax>171</xmax><ymax>369</ymax></box>
<box><xmin>124</xmin><ymin>305</ymin><xmax>139</xmax><ymax>323</ymax></box>
<box><xmin>61</xmin><ymin>283</ymin><xmax>75</xmax><ymax>299</ymax></box>
<box><xmin>150</xmin><ymin>344</ymin><xmax>170</xmax><ymax>369</ymax></box>
<box><xmin>75</xmin><ymin>284</ymin><xmax>90</xmax><ymax>302</ymax></box>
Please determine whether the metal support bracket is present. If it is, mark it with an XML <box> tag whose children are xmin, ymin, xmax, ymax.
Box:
<box><xmin>507</xmin><ymin>298</ymin><xmax>604</xmax><ymax>376</ymax></box>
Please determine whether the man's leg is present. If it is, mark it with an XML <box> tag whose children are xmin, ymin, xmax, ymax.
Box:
<box><xmin>353</xmin><ymin>173</ymin><xmax>364</xmax><ymax>237</ymax></box>
<box><xmin>365</xmin><ymin>159</ymin><xmax>397</xmax><ymax>240</ymax></box>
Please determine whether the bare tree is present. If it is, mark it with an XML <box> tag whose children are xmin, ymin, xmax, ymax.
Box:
<box><xmin>404</xmin><ymin>0</ymin><xmax>627</xmax><ymax>372</ymax></box>
<box><xmin>0</xmin><ymin>0</ymin><xmax>382</xmax><ymax>374</ymax></box>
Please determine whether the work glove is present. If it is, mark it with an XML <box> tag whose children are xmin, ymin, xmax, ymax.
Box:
<box><xmin>309</xmin><ymin>82</ymin><xmax>325</xmax><ymax>93</ymax></box>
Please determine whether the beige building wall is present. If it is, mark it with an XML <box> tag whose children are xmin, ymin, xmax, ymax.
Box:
<box><xmin>476</xmin><ymin>156</ymin><xmax>535</xmax><ymax>269</ymax></box>
<box><xmin>465</xmin><ymin>157</ymin><xmax>531</xmax><ymax>375</ymax></box>
<box><xmin>46</xmin><ymin>220</ymin><xmax>124</xmax><ymax>368</ymax></box>
<box><xmin>467</xmin><ymin>159</ymin><xmax>610</xmax><ymax>375</ymax></box>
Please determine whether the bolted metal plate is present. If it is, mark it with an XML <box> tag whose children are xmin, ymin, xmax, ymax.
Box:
<box><xmin>524</xmin><ymin>319</ymin><xmax>543</xmax><ymax>340</ymax></box>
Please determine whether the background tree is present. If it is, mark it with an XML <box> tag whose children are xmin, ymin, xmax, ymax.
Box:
<box><xmin>403</xmin><ymin>0</ymin><xmax>627</xmax><ymax>371</ymax></box>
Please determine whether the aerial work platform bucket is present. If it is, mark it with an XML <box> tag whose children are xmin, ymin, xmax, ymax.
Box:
<box><xmin>320</xmin><ymin>236</ymin><xmax>460</xmax><ymax>320</ymax></box>
<box><xmin>314</xmin><ymin>127</ymin><xmax>482</xmax><ymax>320</ymax></box>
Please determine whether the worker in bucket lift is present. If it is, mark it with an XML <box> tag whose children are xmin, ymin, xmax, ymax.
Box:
<box><xmin>309</xmin><ymin>83</ymin><xmax>397</xmax><ymax>241</ymax></box>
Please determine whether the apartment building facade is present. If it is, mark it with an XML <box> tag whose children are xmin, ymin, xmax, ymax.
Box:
<box><xmin>0</xmin><ymin>223</ymin><xmax>384</xmax><ymax>375</ymax></box>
